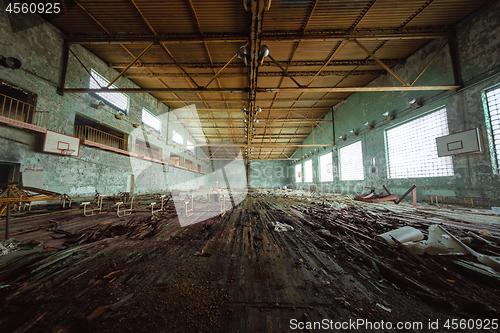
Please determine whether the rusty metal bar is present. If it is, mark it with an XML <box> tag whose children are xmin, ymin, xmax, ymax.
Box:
<box><xmin>410</xmin><ymin>40</ymin><xmax>449</xmax><ymax>86</ymax></box>
<box><xmin>354</xmin><ymin>39</ymin><xmax>408</xmax><ymax>86</ymax></box>
<box><xmin>204</xmin><ymin>51</ymin><xmax>240</xmax><ymax>88</ymax></box>
<box><xmin>268</xmin><ymin>54</ymin><xmax>303</xmax><ymax>88</ymax></box>
<box><xmin>73</xmin><ymin>0</ymin><xmax>111</xmax><ymax>34</ymax></box>
<box><xmin>124</xmin><ymin>69</ymin><xmax>387</xmax><ymax>78</ymax></box>
<box><xmin>109</xmin><ymin>59</ymin><xmax>405</xmax><ymax>69</ymax></box>
<box><xmin>106</xmin><ymin>42</ymin><xmax>154</xmax><ymax>88</ymax></box>
<box><xmin>315</xmin><ymin>124</ymin><xmax>334</xmax><ymax>143</ymax></box>
<box><xmin>64</xmin><ymin>87</ymin><xmax>249</xmax><ymax>93</ymax></box>
<box><xmin>395</xmin><ymin>184</ymin><xmax>417</xmax><ymax>204</ymax></box>
<box><xmin>130</xmin><ymin>0</ymin><xmax>157</xmax><ymax>35</ymax></box>
<box><xmin>159</xmin><ymin>97</ymin><xmax>345</xmax><ymax>103</ymax></box>
<box><xmin>66</xmin><ymin>28</ymin><xmax>452</xmax><ymax>44</ymax></box>
<box><xmin>256</xmin><ymin>86</ymin><xmax>459</xmax><ymax>93</ymax></box>
<box><xmin>306</xmin><ymin>40</ymin><xmax>348</xmax><ymax>87</ymax></box>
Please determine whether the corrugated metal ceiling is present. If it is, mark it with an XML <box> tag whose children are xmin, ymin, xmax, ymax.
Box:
<box><xmin>43</xmin><ymin>0</ymin><xmax>493</xmax><ymax>160</ymax></box>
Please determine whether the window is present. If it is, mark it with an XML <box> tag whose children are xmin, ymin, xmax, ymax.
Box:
<box><xmin>484</xmin><ymin>87</ymin><xmax>500</xmax><ymax>172</ymax></box>
<box><xmin>320</xmin><ymin>152</ymin><xmax>333</xmax><ymax>182</ymax></box>
<box><xmin>295</xmin><ymin>164</ymin><xmax>302</xmax><ymax>182</ymax></box>
<box><xmin>142</xmin><ymin>108</ymin><xmax>161</xmax><ymax>132</ymax></box>
<box><xmin>304</xmin><ymin>160</ymin><xmax>313</xmax><ymax>182</ymax></box>
<box><xmin>187</xmin><ymin>140</ymin><xmax>195</xmax><ymax>152</ymax></box>
<box><xmin>172</xmin><ymin>132</ymin><xmax>183</xmax><ymax>145</ymax></box>
<box><xmin>74</xmin><ymin>114</ymin><xmax>128</xmax><ymax>151</ymax></box>
<box><xmin>89</xmin><ymin>69</ymin><xmax>129</xmax><ymax>113</ymax></box>
<box><xmin>0</xmin><ymin>79</ymin><xmax>39</xmax><ymax>126</ymax></box>
<box><xmin>170</xmin><ymin>154</ymin><xmax>181</xmax><ymax>166</ymax></box>
<box><xmin>386</xmin><ymin>108</ymin><xmax>453</xmax><ymax>178</ymax></box>
<box><xmin>339</xmin><ymin>141</ymin><xmax>364</xmax><ymax>180</ymax></box>
<box><xmin>135</xmin><ymin>139</ymin><xmax>163</xmax><ymax>161</ymax></box>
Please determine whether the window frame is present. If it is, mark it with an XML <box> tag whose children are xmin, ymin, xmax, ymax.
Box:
<box><xmin>482</xmin><ymin>84</ymin><xmax>500</xmax><ymax>174</ymax></box>
<box><xmin>385</xmin><ymin>107</ymin><xmax>454</xmax><ymax>179</ymax></box>
<box><xmin>339</xmin><ymin>140</ymin><xmax>364</xmax><ymax>181</ymax></box>
<box><xmin>89</xmin><ymin>69</ymin><xmax>130</xmax><ymax>114</ymax></box>
<box><xmin>320</xmin><ymin>151</ymin><xmax>334</xmax><ymax>182</ymax></box>
<box><xmin>304</xmin><ymin>159</ymin><xmax>313</xmax><ymax>183</ymax></box>
<box><xmin>295</xmin><ymin>163</ymin><xmax>302</xmax><ymax>183</ymax></box>
<box><xmin>141</xmin><ymin>108</ymin><xmax>161</xmax><ymax>133</ymax></box>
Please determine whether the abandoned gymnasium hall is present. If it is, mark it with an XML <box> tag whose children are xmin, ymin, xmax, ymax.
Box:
<box><xmin>1</xmin><ymin>0</ymin><xmax>500</xmax><ymax>332</ymax></box>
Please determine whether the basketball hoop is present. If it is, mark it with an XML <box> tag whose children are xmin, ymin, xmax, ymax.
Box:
<box><xmin>59</xmin><ymin>149</ymin><xmax>75</xmax><ymax>156</ymax></box>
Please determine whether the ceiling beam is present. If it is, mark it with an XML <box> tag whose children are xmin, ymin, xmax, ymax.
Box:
<box><xmin>123</xmin><ymin>70</ymin><xmax>387</xmax><ymax>78</ymax></box>
<box><xmin>185</xmin><ymin>143</ymin><xmax>333</xmax><ymax>148</ymax></box>
<box><xmin>63</xmin><ymin>85</ymin><xmax>458</xmax><ymax>94</ymax></box>
<box><xmin>174</xmin><ymin>119</ymin><xmax>331</xmax><ymax>124</ymax></box>
<box><xmin>257</xmin><ymin>85</ymin><xmax>459</xmax><ymax>93</ymax></box>
<box><xmin>66</xmin><ymin>27</ymin><xmax>452</xmax><ymax>44</ymax></box>
<box><xmin>109</xmin><ymin>59</ymin><xmax>404</xmax><ymax>68</ymax></box>
<box><xmin>159</xmin><ymin>97</ymin><xmax>345</xmax><ymax>103</ymax></box>
<box><xmin>63</xmin><ymin>88</ymin><xmax>248</xmax><ymax>93</ymax></box>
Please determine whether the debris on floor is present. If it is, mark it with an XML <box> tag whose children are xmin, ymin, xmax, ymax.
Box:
<box><xmin>0</xmin><ymin>190</ymin><xmax>499</xmax><ymax>332</ymax></box>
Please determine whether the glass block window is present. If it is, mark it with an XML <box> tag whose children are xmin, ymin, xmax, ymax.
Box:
<box><xmin>89</xmin><ymin>69</ymin><xmax>129</xmax><ymax>113</ymax></box>
<box><xmin>295</xmin><ymin>164</ymin><xmax>302</xmax><ymax>183</ymax></box>
<box><xmin>173</xmin><ymin>132</ymin><xmax>183</xmax><ymax>145</ymax></box>
<box><xmin>142</xmin><ymin>108</ymin><xmax>161</xmax><ymax>132</ymax></box>
<box><xmin>320</xmin><ymin>152</ymin><xmax>333</xmax><ymax>182</ymax></box>
<box><xmin>484</xmin><ymin>87</ymin><xmax>500</xmax><ymax>172</ymax></box>
<box><xmin>386</xmin><ymin>108</ymin><xmax>454</xmax><ymax>178</ymax></box>
<box><xmin>339</xmin><ymin>141</ymin><xmax>364</xmax><ymax>181</ymax></box>
<box><xmin>304</xmin><ymin>160</ymin><xmax>313</xmax><ymax>182</ymax></box>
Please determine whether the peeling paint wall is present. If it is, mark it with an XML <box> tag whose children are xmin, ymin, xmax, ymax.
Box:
<box><xmin>248</xmin><ymin>160</ymin><xmax>293</xmax><ymax>189</ymax></box>
<box><xmin>289</xmin><ymin>1</ymin><xmax>500</xmax><ymax>202</ymax></box>
<box><xmin>0</xmin><ymin>10</ymin><xmax>209</xmax><ymax>196</ymax></box>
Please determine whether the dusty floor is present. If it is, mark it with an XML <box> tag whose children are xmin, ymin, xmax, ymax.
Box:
<box><xmin>1</xmin><ymin>192</ymin><xmax>500</xmax><ymax>332</ymax></box>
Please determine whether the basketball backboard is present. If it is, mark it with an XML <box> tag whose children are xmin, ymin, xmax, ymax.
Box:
<box><xmin>43</xmin><ymin>130</ymin><xmax>80</xmax><ymax>157</ymax></box>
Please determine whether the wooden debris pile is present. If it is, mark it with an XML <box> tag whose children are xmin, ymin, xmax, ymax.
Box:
<box><xmin>258</xmin><ymin>195</ymin><xmax>500</xmax><ymax>317</ymax></box>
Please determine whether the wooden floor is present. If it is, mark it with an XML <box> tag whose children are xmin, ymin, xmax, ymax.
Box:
<box><xmin>1</xmin><ymin>192</ymin><xmax>500</xmax><ymax>332</ymax></box>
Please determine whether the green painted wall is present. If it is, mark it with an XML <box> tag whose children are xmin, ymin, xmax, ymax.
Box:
<box><xmin>0</xmin><ymin>11</ymin><xmax>209</xmax><ymax>196</ymax></box>
<box><xmin>248</xmin><ymin>160</ymin><xmax>293</xmax><ymax>189</ymax></box>
<box><xmin>290</xmin><ymin>0</ymin><xmax>500</xmax><ymax>202</ymax></box>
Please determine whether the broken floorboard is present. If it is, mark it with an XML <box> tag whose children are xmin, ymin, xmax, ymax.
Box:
<box><xmin>0</xmin><ymin>193</ymin><xmax>499</xmax><ymax>332</ymax></box>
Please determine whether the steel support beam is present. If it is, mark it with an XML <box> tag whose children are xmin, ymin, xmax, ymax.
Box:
<box><xmin>123</xmin><ymin>70</ymin><xmax>387</xmax><ymax>78</ymax></box>
<box><xmin>63</xmin><ymin>85</ymin><xmax>458</xmax><ymax>94</ymax></box>
<box><xmin>109</xmin><ymin>59</ymin><xmax>404</xmax><ymax>69</ymax></box>
<box><xmin>66</xmin><ymin>28</ymin><xmax>452</xmax><ymax>44</ymax></box>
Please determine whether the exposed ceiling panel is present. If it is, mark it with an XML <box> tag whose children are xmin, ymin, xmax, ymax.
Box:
<box><xmin>47</xmin><ymin>0</ymin><xmax>493</xmax><ymax>160</ymax></box>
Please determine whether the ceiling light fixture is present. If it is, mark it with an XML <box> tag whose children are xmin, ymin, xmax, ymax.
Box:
<box><xmin>339</xmin><ymin>135</ymin><xmax>346</xmax><ymax>141</ymax></box>
<box><xmin>241</xmin><ymin>107</ymin><xmax>246</xmax><ymax>113</ymax></box>
<box><xmin>364</xmin><ymin>121</ymin><xmax>374</xmax><ymax>129</ymax></box>
<box><xmin>258</xmin><ymin>45</ymin><xmax>270</xmax><ymax>65</ymax></box>
<box><xmin>350</xmin><ymin>129</ymin><xmax>358</xmax><ymax>136</ymax></box>
<box><xmin>237</xmin><ymin>46</ymin><xmax>249</xmax><ymax>66</ymax></box>
<box><xmin>254</xmin><ymin>119</ymin><xmax>259</xmax><ymax>123</ymax></box>
<box><xmin>256</xmin><ymin>107</ymin><xmax>262</xmax><ymax>113</ymax></box>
